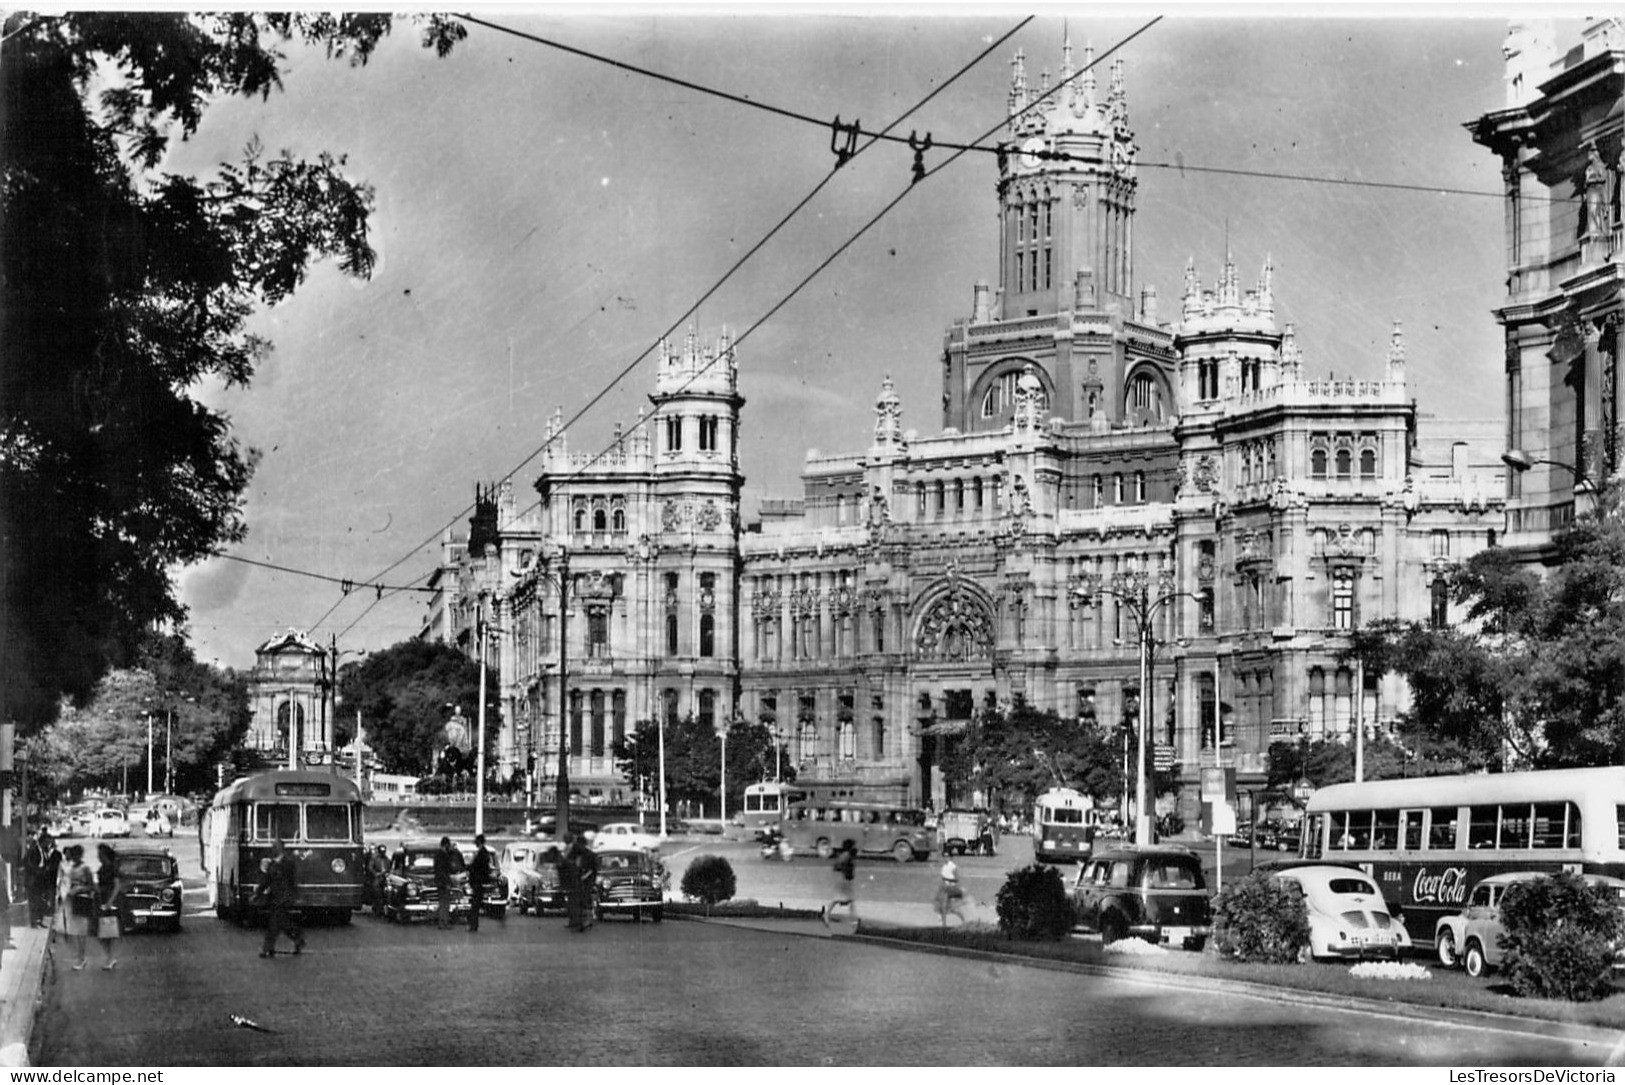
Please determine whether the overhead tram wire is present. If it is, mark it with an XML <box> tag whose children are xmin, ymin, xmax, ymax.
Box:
<box><xmin>509</xmin><ymin>17</ymin><xmax>1164</xmax><ymax>519</ymax></box>
<box><xmin>310</xmin><ymin>14</ymin><xmax>1035</xmax><ymax>605</ymax></box>
<box><xmin>455</xmin><ymin>12</ymin><xmax>1561</xmax><ymax>207</ymax></box>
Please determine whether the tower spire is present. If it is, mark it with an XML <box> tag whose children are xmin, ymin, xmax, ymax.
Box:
<box><xmin>1082</xmin><ymin>42</ymin><xmax>1096</xmax><ymax>109</ymax></box>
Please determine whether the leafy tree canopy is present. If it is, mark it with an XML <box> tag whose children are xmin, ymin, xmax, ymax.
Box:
<box><xmin>333</xmin><ymin>640</ymin><xmax>495</xmax><ymax>777</ymax></box>
<box><xmin>28</xmin><ymin>631</ymin><xmax>250</xmax><ymax>799</ymax></box>
<box><xmin>612</xmin><ymin>716</ymin><xmax>787</xmax><ymax>815</ymax></box>
<box><xmin>0</xmin><ymin>13</ymin><xmax>463</xmax><ymax>730</ymax></box>
<box><xmin>1348</xmin><ymin>485</ymin><xmax>1625</xmax><ymax>769</ymax></box>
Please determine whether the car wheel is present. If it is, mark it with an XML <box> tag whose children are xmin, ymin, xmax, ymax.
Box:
<box><xmin>651</xmin><ymin>907</ymin><xmax>663</xmax><ymax>923</ymax></box>
<box><xmin>1100</xmin><ymin>913</ymin><xmax>1126</xmax><ymax>945</ymax></box>
<box><xmin>633</xmin><ymin>908</ymin><xmax>643</xmax><ymax>923</ymax></box>
<box><xmin>1436</xmin><ymin>929</ymin><xmax>1460</xmax><ymax>969</ymax></box>
<box><xmin>816</xmin><ymin>838</ymin><xmax>833</xmax><ymax>860</ymax></box>
<box><xmin>1464</xmin><ymin>941</ymin><xmax>1489</xmax><ymax>979</ymax></box>
<box><xmin>892</xmin><ymin>840</ymin><xmax>913</xmax><ymax>863</ymax></box>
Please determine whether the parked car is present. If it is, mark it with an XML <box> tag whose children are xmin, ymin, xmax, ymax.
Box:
<box><xmin>140</xmin><ymin>808</ymin><xmax>174</xmax><ymax>837</ymax></box>
<box><xmin>87</xmin><ymin>808</ymin><xmax>131</xmax><ymax>839</ymax></box>
<box><xmin>1253</xmin><ymin>819</ymin><xmax>1301</xmax><ymax>852</ymax></box>
<box><xmin>1435</xmin><ymin>872</ymin><xmax>1625</xmax><ymax>978</ymax></box>
<box><xmin>502</xmin><ymin>842</ymin><xmax>564</xmax><ymax>915</ymax></box>
<box><xmin>382</xmin><ymin>842</ymin><xmax>470</xmax><ymax>924</ymax></box>
<box><xmin>592</xmin><ymin>848</ymin><xmax>668</xmax><ymax>923</ymax></box>
<box><xmin>591</xmin><ymin>822</ymin><xmax>661</xmax><ymax>852</ymax></box>
<box><xmin>111</xmin><ymin>845</ymin><xmax>184</xmax><ymax>933</ymax></box>
<box><xmin>1270</xmin><ymin>864</ymin><xmax>1411</xmax><ymax>962</ymax></box>
<box><xmin>1070</xmin><ymin>845</ymin><xmax>1212</xmax><ymax>950</ymax></box>
<box><xmin>459</xmin><ymin>844</ymin><xmax>508</xmax><ymax>919</ymax></box>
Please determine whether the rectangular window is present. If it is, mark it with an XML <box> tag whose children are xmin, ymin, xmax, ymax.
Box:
<box><xmin>590</xmin><ymin>690</ymin><xmax>605</xmax><ymax>757</ymax></box>
<box><xmin>1400</xmin><ymin>809</ymin><xmax>1423</xmax><ymax>851</ymax></box>
<box><xmin>612</xmin><ymin>690</ymin><xmax>626</xmax><ymax>751</ymax></box>
<box><xmin>1016</xmin><ymin>253</ymin><xmax>1025</xmax><ymax>292</ymax></box>
<box><xmin>1332</xmin><ymin>570</ymin><xmax>1354</xmax><ymax>630</ymax></box>
<box><xmin>1427</xmin><ymin>807</ymin><xmax>1459</xmax><ymax>850</ymax></box>
<box><xmin>253</xmin><ymin>803</ymin><xmax>302</xmax><ymax>842</ymax></box>
<box><xmin>698</xmin><ymin>415</ymin><xmax>719</xmax><ymax>452</ymax></box>
<box><xmin>1498</xmin><ymin>804</ymin><xmax>1532</xmax><ymax>849</ymax></box>
<box><xmin>1345</xmin><ymin>811</ymin><xmax>1371</xmax><ymax>849</ymax></box>
<box><xmin>662</xmin><ymin>688</ymin><xmax>679</xmax><ymax>728</ymax></box>
<box><xmin>1371</xmin><ymin>809</ymin><xmax>1399</xmax><ymax>850</ymax></box>
<box><xmin>700</xmin><ymin>614</ymin><xmax>715</xmax><ymax>658</ymax></box>
<box><xmin>304</xmin><ymin>804</ymin><xmax>352</xmax><ymax>842</ymax></box>
<box><xmin>698</xmin><ymin>689</ymin><xmax>715</xmax><ymax>731</ymax></box>
<box><xmin>1467</xmin><ymin>804</ymin><xmax>1499</xmax><ymax>849</ymax></box>
<box><xmin>1530</xmin><ymin>802</ymin><xmax>1573</xmax><ymax>849</ymax></box>
<box><xmin>664</xmin><ymin>415</ymin><xmax>682</xmax><ymax>453</ymax></box>
<box><xmin>570</xmin><ymin>691</ymin><xmax>584</xmax><ymax>756</ymax></box>
<box><xmin>588</xmin><ymin>607</ymin><xmax>609</xmax><ymax>658</ymax></box>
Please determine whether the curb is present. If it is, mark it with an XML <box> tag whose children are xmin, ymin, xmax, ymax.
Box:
<box><xmin>0</xmin><ymin>926</ymin><xmax>54</xmax><ymax>1067</ymax></box>
<box><xmin>695</xmin><ymin>914</ymin><xmax>1624</xmax><ymax>1052</ymax></box>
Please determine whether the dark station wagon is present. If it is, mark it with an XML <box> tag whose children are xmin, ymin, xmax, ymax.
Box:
<box><xmin>1070</xmin><ymin>845</ymin><xmax>1212</xmax><ymax>951</ymax></box>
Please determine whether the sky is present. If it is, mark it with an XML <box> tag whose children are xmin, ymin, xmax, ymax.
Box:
<box><xmin>166</xmin><ymin>8</ymin><xmax>1533</xmax><ymax>670</ymax></box>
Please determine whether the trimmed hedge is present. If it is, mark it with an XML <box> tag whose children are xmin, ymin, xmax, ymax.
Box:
<box><xmin>680</xmin><ymin>854</ymin><xmax>737</xmax><ymax>907</ymax></box>
<box><xmin>1211</xmin><ymin>870</ymin><xmax>1310</xmax><ymax>964</ymax></box>
<box><xmin>1499</xmin><ymin>872</ymin><xmax>1625</xmax><ymax>1002</ymax></box>
<box><xmin>995</xmin><ymin>863</ymin><xmax>1074</xmax><ymax>941</ymax></box>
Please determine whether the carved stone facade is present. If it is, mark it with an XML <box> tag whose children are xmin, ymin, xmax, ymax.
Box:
<box><xmin>1469</xmin><ymin>18</ymin><xmax>1625</xmax><ymax>554</ymax></box>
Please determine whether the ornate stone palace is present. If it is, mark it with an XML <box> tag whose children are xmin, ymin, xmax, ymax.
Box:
<box><xmin>1469</xmin><ymin>17</ymin><xmax>1625</xmax><ymax>556</ymax></box>
<box><xmin>428</xmin><ymin>38</ymin><xmax>1505</xmax><ymax>822</ymax></box>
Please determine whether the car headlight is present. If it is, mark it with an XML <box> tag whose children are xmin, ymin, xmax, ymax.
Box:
<box><xmin>406</xmin><ymin>883</ymin><xmax>420</xmax><ymax>899</ymax></box>
<box><xmin>331</xmin><ymin>858</ymin><xmax>347</xmax><ymax>874</ymax></box>
<box><xmin>160</xmin><ymin>888</ymin><xmax>176</xmax><ymax>903</ymax></box>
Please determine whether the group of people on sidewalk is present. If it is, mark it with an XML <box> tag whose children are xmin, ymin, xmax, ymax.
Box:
<box><xmin>20</xmin><ymin>829</ymin><xmax>123</xmax><ymax>972</ymax></box>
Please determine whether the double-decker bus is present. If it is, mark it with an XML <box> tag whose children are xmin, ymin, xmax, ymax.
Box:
<box><xmin>739</xmin><ymin>781</ymin><xmax>807</xmax><ymax>840</ymax></box>
<box><xmin>202</xmin><ymin>770</ymin><xmax>367</xmax><ymax>924</ymax></box>
<box><xmin>1300</xmin><ymin>766</ymin><xmax>1625</xmax><ymax>946</ymax></box>
<box><xmin>1031</xmin><ymin>787</ymin><xmax>1099</xmax><ymax>863</ymax></box>
<box><xmin>781</xmin><ymin>799</ymin><xmax>935</xmax><ymax>862</ymax></box>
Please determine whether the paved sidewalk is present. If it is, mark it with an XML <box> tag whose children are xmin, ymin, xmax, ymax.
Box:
<box><xmin>0</xmin><ymin>919</ymin><xmax>54</xmax><ymax>1067</ymax></box>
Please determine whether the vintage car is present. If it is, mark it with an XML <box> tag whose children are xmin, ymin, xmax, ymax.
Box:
<box><xmin>382</xmin><ymin>842</ymin><xmax>471</xmax><ymax>924</ymax></box>
<box><xmin>87</xmin><ymin>808</ymin><xmax>132</xmax><ymax>839</ymax></box>
<box><xmin>459</xmin><ymin>844</ymin><xmax>509</xmax><ymax>919</ymax></box>
<box><xmin>937</xmin><ymin>809</ymin><xmax>996</xmax><ymax>857</ymax></box>
<box><xmin>592</xmin><ymin>848</ymin><xmax>668</xmax><ymax>923</ymax></box>
<box><xmin>111</xmin><ymin>845</ymin><xmax>184</xmax><ymax>933</ymax></box>
<box><xmin>1436</xmin><ymin>872</ymin><xmax>1625</xmax><ymax>977</ymax></box>
<box><xmin>591</xmin><ymin>822</ymin><xmax>662</xmax><ymax>852</ymax></box>
<box><xmin>140</xmin><ymin>807</ymin><xmax>174</xmax><ymax>837</ymax></box>
<box><xmin>1271</xmin><ymin>864</ymin><xmax>1411</xmax><ymax>962</ymax></box>
<box><xmin>502</xmin><ymin>842</ymin><xmax>564</xmax><ymax>915</ymax></box>
<box><xmin>1070</xmin><ymin>845</ymin><xmax>1212</xmax><ymax>951</ymax></box>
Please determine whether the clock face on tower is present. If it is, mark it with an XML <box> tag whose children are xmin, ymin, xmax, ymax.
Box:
<box><xmin>1019</xmin><ymin>136</ymin><xmax>1045</xmax><ymax>170</ymax></box>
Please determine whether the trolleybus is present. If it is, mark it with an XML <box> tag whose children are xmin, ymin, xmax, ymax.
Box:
<box><xmin>1300</xmin><ymin>766</ymin><xmax>1625</xmax><ymax>947</ymax></box>
<box><xmin>203</xmin><ymin>769</ymin><xmax>367</xmax><ymax>924</ymax></box>
<box><xmin>739</xmin><ymin>781</ymin><xmax>807</xmax><ymax>840</ymax></box>
<box><xmin>1032</xmin><ymin>787</ymin><xmax>1099</xmax><ymax>863</ymax></box>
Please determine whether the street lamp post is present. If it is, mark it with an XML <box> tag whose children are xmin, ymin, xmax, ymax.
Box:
<box><xmin>145</xmin><ymin>713</ymin><xmax>154</xmax><ymax>797</ymax></box>
<box><xmin>1071</xmin><ymin>565</ymin><xmax>1208</xmax><ymax>846</ymax></box>
<box><xmin>1502</xmin><ymin>448</ymin><xmax>1596</xmax><ymax>516</ymax></box>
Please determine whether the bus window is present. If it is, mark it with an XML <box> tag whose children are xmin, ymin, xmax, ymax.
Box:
<box><xmin>305</xmin><ymin>804</ymin><xmax>352</xmax><ymax>842</ymax></box>
<box><xmin>1467</xmin><ymin>805</ymin><xmax>1498</xmax><ymax>849</ymax></box>
<box><xmin>1302</xmin><ymin>814</ymin><xmax>1324</xmax><ymax>859</ymax></box>
<box><xmin>1346</xmin><ymin>812</ymin><xmax>1371</xmax><ymax>849</ymax></box>
<box><xmin>1618</xmin><ymin>806</ymin><xmax>1624</xmax><ymax>850</ymax></box>
<box><xmin>1400</xmin><ymin>810</ymin><xmax>1423</xmax><ymax>851</ymax></box>
<box><xmin>254</xmin><ymin>803</ymin><xmax>301</xmax><ymax>842</ymax></box>
<box><xmin>1427</xmin><ymin>808</ymin><xmax>1459</xmax><ymax>850</ymax></box>
<box><xmin>1498</xmin><ymin>804</ymin><xmax>1532</xmax><ymax>849</ymax></box>
<box><xmin>1326</xmin><ymin>812</ymin><xmax>1347</xmax><ymax>850</ymax></box>
<box><xmin>1372</xmin><ymin>809</ymin><xmax>1399</xmax><ymax>850</ymax></box>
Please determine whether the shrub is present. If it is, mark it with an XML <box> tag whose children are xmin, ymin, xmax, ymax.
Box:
<box><xmin>995</xmin><ymin>864</ymin><xmax>1074</xmax><ymax>941</ymax></box>
<box><xmin>1499</xmin><ymin>872</ymin><xmax>1625</xmax><ymax>1002</ymax></box>
<box><xmin>1211</xmin><ymin>871</ymin><xmax>1310</xmax><ymax>964</ymax></box>
<box><xmin>680</xmin><ymin>854</ymin><xmax>737</xmax><ymax>910</ymax></box>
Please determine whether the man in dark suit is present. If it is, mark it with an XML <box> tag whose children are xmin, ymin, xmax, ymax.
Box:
<box><xmin>257</xmin><ymin>838</ymin><xmax>305</xmax><ymax>959</ymax></box>
<box><xmin>466</xmin><ymin>834</ymin><xmax>492</xmax><ymax>932</ymax></box>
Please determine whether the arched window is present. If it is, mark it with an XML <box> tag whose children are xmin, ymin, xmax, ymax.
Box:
<box><xmin>612</xmin><ymin>507</ymin><xmax>626</xmax><ymax>532</ymax></box>
<box><xmin>1335</xmin><ymin>449</ymin><xmax>1352</xmax><ymax>478</ymax></box>
<box><xmin>1092</xmin><ymin>474</ymin><xmax>1103</xmax><ymax>506</ymax></box>
<box><xmin>574</xmin><ymin>506</ymin><xmax>587</xmax><ymax>531</ymax></box>
<box><xmin>1360</xmin><ymin>448</ymin><xmax>1377</xmax><ymax>479</ymax></box>
<box><xmin>799</xmin><ymin>721</ymin><xmax>819</xmax><ymax>760</ymax></box>
<box><xmin>1128</xmin><ymin>373</ymin><xmax>1163</xmax><ymax>421</ymax></box>
<box><xmin>1311</xmin><ymin>449</ymin><xmax>1328</xmax><ymax>479</ymax></box>
<box><xmin>666</xmin><ymin>613</ymin><xmax>678</xmax><ymax>656</ymax></box>
<box><xmin>1113</xmin><ymin>474</ymin><xmax>1124</xmax><ymax>503</ymax></box>
<box><xmin>593</xmin><ymin>507</ymin><xmax>607</xmax><ymax>531</ymax></box>
<box><xmin>700</xmin><ymin>614</ymin><xmax>715</xmax><ymax>658</ymax></box>
<box><xmin>590</xmin><ymin>689</ymin><xmax>605</xmax><ymax>757</ymax></box>
<box><xmin>698</xmin><ymin>688</ymin><xmax>715</xmax><ymax>730</ymax></box>
<box><xmin>838</xmin><ymin>721</ymin><xmax>856</xmax><ymax>760</ymax></box>
<box><xmin>1135</xmin><ymin>471</ymin><xmax>1146</xmax><ymax>503</ymax></box>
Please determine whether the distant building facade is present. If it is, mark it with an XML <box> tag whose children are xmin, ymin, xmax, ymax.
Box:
<box><xmin>1470</xmin><ymin>17</ymin><xmax>1625</xmax><ymax>554</ymax></box>
<box><xmin>431</xmin><ymin>39</ymin><xmax>1505</xmax><ymax>822</ymax></box>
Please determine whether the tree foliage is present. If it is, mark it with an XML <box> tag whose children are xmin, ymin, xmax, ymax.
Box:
<box><xmin>0</xmin><ymin>13</ymin><xmax>463</xmax><ymax>730</ymax></box>
<box><xmin>1352</xmin><ymin>486</ymin><xmax>1625</xmax><ymax>769</ymax></box>
<box><xmin>1498</xmin><ymin>872</ymin><xmax>1625</xmax><ymax>1002</ymax></box>
<box><xmin>611</xmin><ymin>716</ymin><xmax>784</xmax><ymax>815</ymax></box>
<box><xmin>28</xmin><ymin>632</ymin><xmax>250</xmax><ymax>798</ymax></box>
<box><xmin>332</xmin><ymin>640</ymin><xmax>495</xmax><ymax>777</ymax></box>
<box><xmin>938</xmin><ymin>703</ymin><xmax>1176</xmax><ymax>814</ymax></box>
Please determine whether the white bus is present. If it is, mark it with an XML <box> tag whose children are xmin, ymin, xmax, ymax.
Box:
<box><xmin>1031</xmin><ymin>787</ymin><xmax>1100</xmax><ymax>863</ymax></box>
<box><xmin>739</xmin><ymin>781</ymin><xmax>807</xmax><ymax>840</ymax></box>
<box><xmin>1300</xmin><ymin>766</ymin><xmax>1625</xmax><ymax>947</ymax></box>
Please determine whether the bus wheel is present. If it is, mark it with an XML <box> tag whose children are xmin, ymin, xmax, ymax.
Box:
<box><xmin>334</xmin><ymin>908</ymin><xmax>353</xmax><ymax>926</ymax></box>
<box><xmin>816</xmin><ymin>838</ymin><xmax>833</xmax><ymax>860</ymax></box>
<box><xmin>892</xmin><ymin>840</ymin><xmax>914</xmax><ymax>863</ymax></box>
<box><xmin>651</xmin><ymin>907</ymin><xmax>663</xmax><ymax>923</ymax></box>
<box><xmin>1464</xmin><ymin>941</ymin><xmax>1488</xmax><ymax>979</ymax></box>
<box><xmin>1436</xmin><ymin>929</ymin><xmax>1460</xmax><ymax>969</ymax></box>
